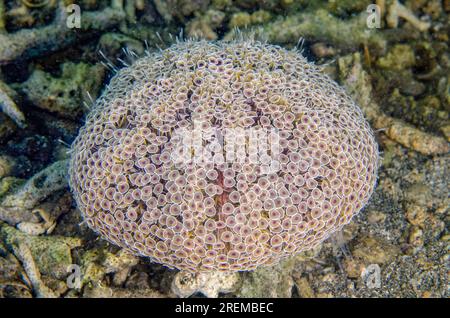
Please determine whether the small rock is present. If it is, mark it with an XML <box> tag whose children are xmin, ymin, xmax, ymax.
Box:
<box><xmin>293</xmin><ymin>276</ymin><xmax>315</xmax><ymax>298</ymax></box>
<box><xmin>343</xmin><ymin>258</ymin><xmax>364</xmax><ymax>279</ymax></box>
<box><xmin>172</xmin><ymin>271</ymin><xmax>240</xmax><ymax>298</ymax></box>
<box><xmin>99</xmin><ymin>33</ymin><xmax>145</xmax><ymax>57</ymax></box>
<box><xmin>377</xmin><ymin>44</ymin><xmax>415</xmax><ymax>71</ymax></box>
<box><xmin>352</xmin><ymin>236</ymin><xmax>400</xmax><ymax>265</ymax></box>
<box><xmin>440</xmin><ymin>124</ymin><xmax>450</xmax><ymax>142</ymax></box>
<box><xmin>186</xmin><ymin>9</ymin><xmax>225</xmax><ymax>40</ymax></box>
<box><xmin>311</xmin><ymin>43</ymin><xmax>336</xmax><ymax>58</ymax></box>
<box><xmin>20</xmin><ymin>62</ymin><xmax>105</xmax><ymax>119</ymax></box>
<box><xmin>367</xmin><ymin>210</ymin><xmax>387</xmax><ymax>224</ymax></box>
<box><xmin>405</xmin><ymin>204</ymin><xmax>427</xmax><ymax>227</ymax></box>
<box><xmin>0</xmin><ymin>113</ymin><xmax>17</xmax><ymax>142</ymax></box>
<box><xmin>0</xmin><ymin>80</ymin><xmax>26</xmax><ymax>128</ymax></box>
<box><xmin>250</xmin><ymin>10</ymin><xmax>271</xmax><ymax>24</ymax></box>
<box><xmin>237</xmin><ymin>258</ymin><xmax>296</xmax><ymax>298</ymax></box>
<box><xmin>408</xmin><ymin>226</ymin><xmax>424</xmax><ymax>248</ymax></box>
<box><xmin>427</xmin><ymin>215</ymin><xmax>445</xmax><ymax>239</ymax></box>
<box><xmin>0</xmin><ymin>223</ymin><xmax>81</xmax><ymax>280</ymax></box>
<box><xmin>228</xmin><ymin>12</ymin><xmax>251</xmax><ymax>28</ymax></box>
<box><xmin>83</xmin><ymin>284</ymin><xmax>164</xmax><ymax>298</ymax></box>
<box><xmin>404</xmin><ymin>183</ymin><xmax>433</xmax><ymax>208</ymax></box>
<box><xmin>103</xmin><ymin>249</ymin><xmax>139</xmax><ymax>274</ymax></box>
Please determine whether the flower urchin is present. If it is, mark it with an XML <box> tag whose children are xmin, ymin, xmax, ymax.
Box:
<box><xmin>69</xmin><ymin>40</ymin><xmax>379</xmax><ymax>272</ymax></box>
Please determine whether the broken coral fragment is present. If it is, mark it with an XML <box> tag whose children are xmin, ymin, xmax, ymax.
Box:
<box><xmin>386</xmin><ymin>0</ymin><xmax>431</xmax><ymax>32</ymax></box>
<box><xmin>0</xmin><ymin>160</ymin><xmax>69</xmax><ymax>228</ymax></box>
<box><xmin>20</xmin><ymin>62</ymin><xmax>105</xmax><ymax>119</ymax></box>
<box><xmin>0</xmin><ymin>80</ymin><xmax>26</xmax><ymax>128</ymax></box>
<box><xmin>339</xmin><ymin>53</ymin><xmax>449</xmax><ymax>155</ymax></box>
<box><xmin>0</xmin><ymin>2</ymin><xmax>126</xmax><ymax>64</ymax></box>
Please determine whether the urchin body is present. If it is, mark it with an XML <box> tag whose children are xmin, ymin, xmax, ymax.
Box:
<box><xmin>69</xmin><ymin>40</ymin><xmax>378</xmax><ymax>272</ymax></box>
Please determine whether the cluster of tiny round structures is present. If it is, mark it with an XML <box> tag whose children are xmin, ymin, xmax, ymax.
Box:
<box><xmin>69</xmin><ymin>40</ymin><xmax>379</xmax><ymax>272</ymax></box>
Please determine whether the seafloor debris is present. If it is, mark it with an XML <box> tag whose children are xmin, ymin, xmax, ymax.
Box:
<box><xmin>98</xmin><ymin>32</ymin><xmax>145</xmax><ymax>58</ymax></box>
<box><xmin>237</xmin><ymin>258</ymin><xmax>296</xmax><ymax>298</ymax></box>
<box><xmin>386</xmin><ymin>0</ymin><xmax>431</xmax><ymax>32</ymax></box>
<box><xmin>0</xmin><ymin>242</ymin><xmax>32</xmax><ymax>297</ymax></box>
<box><xmin>230</xmin><ymin>9</ymin><xmax>387</xmax><ymax>53</ymax></box>
<box><xmin>338</xmin><ymin>53</ymin><xmax>449</xmax><ymax>155</ymax></box>
<box><xmin>0</xmin><ymin>160</ymin><xmax>69</xmax><ymax>233</ymax></box>
<box><xmin>82</xmin><ymin>284</ymin><xmax>166</xmax><ymax>298</ymax></box>
<box><xmin>123</xmin><ymin>0</ymin><xmax>146</xmax><ymax>24</ymax></box>
<box><xmin>0</xmin><ymin>1</ymin><xmax>126</xmax><ymax>64</ymax></box>
<box><xmin>69</xmin><ymin>246</ymin><xmax>167</xmax><ymax>297</ymax></box>
<box><xmin>186</xmin><ymin>9</ymin><xmax>225</xmax><ymax>40</ymax></box>
<box><xmin>376</xmin><ymin>44</ymin><xmax>416</xmax><ymax>71</ymax></box>
<box><xmin>372</xmin><ymin>42</ymin><xmax>448</xmax><ymax>131</ymax></box>
<box><xmin>0</xmin><ymin>223</ymin><xmax>82</xmax><ymax>279</ymax></box>
<box><xmin>401</xmin><ymin>157</ymin><xmax>448</xmax><ymax>254</ymax></box>
<box><xmin>10</xmin><ymin>239</ymin><xmax>57</xmax><ymax>298</ymax></box>
<box><xmin>237</xmin><ymin>244</ymin><xmax>322</xmax><ymax>298</ymax></box>
<box><xmin>0</xmin><ymin>222</ymin><xmax>81</xmax><ymax>297</ymax></box>
<box><xmin>342</xmin><ymin>235</ymin><xmax>399</xmax><ymax>279</ymax></box>
<box><xmin>0</xmin><ymin>80</ymin><xmax>26</xmax><ymax>128</ymax></box>
<box><xmin>0</xmin><ymin>154</ymin><xmax>18</xmax><ymax>179</ymax></box>
<box><xmin>20</xmin><ymin>62</ymin><xmax>105</xmax><ymax>119</ymax></box>
<box><xmin>171</xmin><ymin>271</ymin><xmax>241</xmax><ymax>298</ymax></box>
<box><xmin>0</xmin><ymin>0</ymin><xmax>5</xmax><ymax>32</ymax></box>
<box><xmin>228</xmin><ymin>10</ymin><xmax>272</xmax><ymax>29</ymax></box>
<box><xmin>382</xmin><ymin>119</ymin><xmax>449</xmax><ymax>155</ymax></box>
<box><xmin>153</xmin><ymin>0</ymin><xmax>210</xmax><ymax>23</ymax></box>
<box><xmin>78</xmin><ymin>247</ymin><xmax>139</xmax><ymax>290</ymax></box>
<box><xmin>0</xmin><ymin>112</ymin><xmax>17</xmax><ymax>142</ymax></box>
<box><xmin>352</xmin><ymin>236</ymin><xmax>399</xmax><ymax>265</ymax></box>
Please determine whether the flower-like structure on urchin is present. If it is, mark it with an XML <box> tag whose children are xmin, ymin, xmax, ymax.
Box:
<box><xmin>69</xmin><ymin>40</ymin><xmax>379</xmax><ymax>272</ymax></box>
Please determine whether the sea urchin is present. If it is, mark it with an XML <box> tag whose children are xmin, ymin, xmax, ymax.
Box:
<box><xmin>69</xmin><ymin>40</ymin><xmax>379</xmax><ymax>272</ymax></box>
